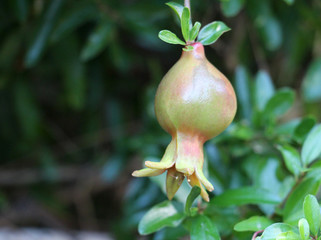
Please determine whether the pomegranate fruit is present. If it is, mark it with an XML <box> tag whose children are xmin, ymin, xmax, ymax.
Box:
<box><xmin>132</xmin><ymin>42</ymin><xmax>237</xmax><ymax>201</ymax></box>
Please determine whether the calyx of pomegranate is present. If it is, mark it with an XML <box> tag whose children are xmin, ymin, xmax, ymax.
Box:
<box><xmin>132</xmin><ymin>42</ymin><xmax>237</xmax><ymax>202</ymax></box>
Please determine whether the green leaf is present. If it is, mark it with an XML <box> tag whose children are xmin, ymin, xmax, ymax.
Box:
<box><xmin>11</xmin><ymin>0</ymin><xmax>28</xmax><ymax>23</ymax></box>
<box><xmin>275</xmin><ymin>119</ymin><xmax>301</xmax><ymax>136</ymax></box>
<box><xmin>181</xmin><ymin>7</ymin><xmax>190</xmax><ymax>42</ymax></box>
<box><xmin>255</xmin><ymin>14</ymin><xmax>282</xmax><ymax>51</ymax></box>
<box><xmin>221</xmin><ymin>0</ymin><xmax>245</xmax><ymax>17</ymax></box>
<box><xmin>263</xmin><ymin>88</ymin><xmax>295</xmax><ymax>119</ymax></box>
<box><xmin>298</xmin><ymin>218</ymin><xmax>310</xmax><ymax>240</ymax></box>
<box><xmin>302</xmin><ymin>58</ymin><xmax>321</xmax><ymax>102</ymax></box>
<box><xmin>306</xmin><ymin>161</ymin><xmax>321</xmax><ymax>181</ymax></box>
<box><xmin>63</xmin><ymin>57</ymin><xmax>86</xmax><ymax>110</ymax></box>
<box><xmin>166</xmin><ymin>2</ymin><xmax>184</xmax><ymax>20</ymax></box>
<box><xmin>190</xmin><ymin>215</ymin><xmax>220</xmax><ymax>240</ymax></box>
<box><xmin>276</xmin><ymin>231</ymin><xmax>301</xmax><ymax>240</ymax></box>
<box><xmin>24</xmin><ymin>0</ymin><xmax>64</xmax><ymax>68</ymax></box>
<box><xmin>283</xmin><ymin>177</ymin><xmax>321</xmax><ymax>225</ymax></box>
<box><xmin>294</xmin><ymin>116</ymin><xmax>316</xmax><ymax>144</ymax></box>
<box><xmin>235</xmin><ymin>66</ymin><xmax>252</xmax><ymax>121</ymax></box>
<box><xmin>14</xmin><ymin>80</ymin><xmax>42</xmax><ymax>140</ymax></box>
<box><xmin>158</xmin><ymin>30</ymin><xmax>186</xmax><ymax>45</ymax></box>
<box><xmin>198</xmin><ymin>21</ymin><xmax>230</xmax><ymax>45</ymax></box>
<box><xmin>242</xmin><ymin>157</ymin><xmax>288</xmax><ymax>217</ymax></box>
<box><xmin>80</xmin><ymin>20</ymin><xmax>114</xmax><ymax>61</ymax></box>
<box><xmin>185</xmin><ymin>186</ymin><xmax>201</xmax><ymax>216</ymax></box>
<box><xmin>227</xmin><ymin>123</ymin><xmax>254</xmax><ymax>140</ymax></box>
<box><xmin>51</xmin><ymin>3</ymin><xmax>97</xmax><ymax>43</ymax></box>
<box><xmin>259</xmin><ymin>223</ymin><xmax>299</xmax><ymax>240</ymax></box>
<box><xmin>265</xmin><ymin>16</ymin><xmax>283</xmax><ymax>51</ymax></box>
<box><xmin>277</xmin><ymin>145</ymin><xmax>301</xmax><ymax>177</ymax></box>
<box><xmin>154</xmin><ymin>225</ymin><xmax>189</xmax><ymax>240</ymax></box>
<box><xmin>283</xmin><ymin>0</ymin><xmax>295</xmax><ymax>5</ymax></box>
<box><xmin>0</xmin><ymin>30</ymin><xmax>21</xmax><ymax>69</ymax></box>
<box><xmin>183</xmin><ymin>45</ymin><xmax>194</xmax><ymax>51</ymax></box>
<box><xmin>212</xmin><ymin>187</ymin><xmax>281</xmax><ymax>207</ymax></box>
<box><xmin>234</xmin><ymin>216</ymin><xmax>273</xmax><ymax>232</ymax></box>
<box><xmin>254</xmin><ymin>70</ymin><xmax>275</xmax><ymax>111</ymax></box>
<box><xmin>303</xmin><ymin>194</ymin><xmax>321</xmax><ymax>236</ymax></box>
<box><xmin>301</xmin><ymin>124</ymin><xmax>321</xmax><ymax>166</ymax></box>
<box><xmin>189</xmin><ymin>22</ymin><xmax>201</xmax><ymax>41</ymax></box>
<box><xmin>203</xmin><ymin>204</ymin><xmax>239</xmax><ymax>236</ymax></box>
<box><xmin>138</xmin><ymin>201</ymin><xmax>185</xmax><ymax>235</ymax></box>
<box><xmin>53</xmin><ymin>35</ymin><xmax>86</xmax><ymax>110</ymax></box>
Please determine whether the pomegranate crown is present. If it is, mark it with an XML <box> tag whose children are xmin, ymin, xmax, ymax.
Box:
<box><xmin>159</xmin><ymin>1</ymin><xmax>231</xmax><ymax>51</ymax></box>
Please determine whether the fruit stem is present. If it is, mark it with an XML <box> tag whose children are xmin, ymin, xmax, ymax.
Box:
<box><xmin>184</xmin><ymin>0</ymin><xmax>191</xmax><ymax>15</ymax></box>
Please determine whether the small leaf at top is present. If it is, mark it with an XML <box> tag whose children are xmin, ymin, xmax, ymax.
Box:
<box><xmin>197</xmin><ymin>21</ymin><xmax>230</xmax><ymax>45</ymax></box>
<box><xmin>181</xmin><ymin>7</ymin><xmax>190</xmax><ymax>42</ymax></box>
<box><xmin>185</xmin><ymin>186</ymin><xmax>201</xmax><ymax>216</ymax></box>
<box><xmin>158</xmin><ymin>30</ymin><xmax>185</xmax><ymax>45</ymax></box>
<box><xmin>189</xmin><ymin>22</ymin><xmax>201</xmax><ymax>42</ymax></box>
<box><xmin>303</xmin><ymin>194</ymin><xmax>321</xmax><ymax>236</ymax></box>
<box><xmin>166</xmin><ymin>2</ymin><xmax>184</xmax><ymax>20</ymax></box>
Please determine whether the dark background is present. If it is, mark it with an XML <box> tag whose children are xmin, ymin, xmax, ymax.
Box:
<box><xmin>0</xmin><ymin>0</ymin><xmax>320</xmax><ymax>239</ymax></box>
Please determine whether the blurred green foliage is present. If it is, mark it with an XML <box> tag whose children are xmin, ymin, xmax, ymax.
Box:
<box><xmin>0</xmin><ymin>0</ymin><xmax>321</xmax><ymax>239</ymax></box>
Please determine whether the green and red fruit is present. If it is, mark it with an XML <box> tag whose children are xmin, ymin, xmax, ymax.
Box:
<box><xmin>133</xmin><ymin>42</ymin><xmax>237</xmax><ymax>201</ymax></box>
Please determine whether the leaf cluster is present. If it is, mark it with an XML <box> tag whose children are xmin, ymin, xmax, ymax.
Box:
<box><xmin>138</xmin><ymin>186</ymin><xmax>221</xmax><ymax>239</ymax></box>
<box><xmin>158</xmin><ymin>2</ymin><xmax>230</xmax><ymax>49</ymax></box>
<box><xmin>251</xmin><ymin>194</ymin><xmax>321</xmax><ymax>240</ymax></box>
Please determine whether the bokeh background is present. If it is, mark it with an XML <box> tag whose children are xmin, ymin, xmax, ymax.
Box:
<box><xmin>0</xmin><ymin>0</ymin><xmax>321</xmax><ymax>239</ymax></box>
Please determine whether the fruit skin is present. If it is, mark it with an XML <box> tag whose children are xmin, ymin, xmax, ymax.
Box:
<box><xmin>155</xmin><ymin>42</ymin><xmax>236</xmax><ymax>141</ymax></box>
<box><xmin>132</xmin><ymin>42</ymin><xmax>237</xmax><ymax>201</ymax></box>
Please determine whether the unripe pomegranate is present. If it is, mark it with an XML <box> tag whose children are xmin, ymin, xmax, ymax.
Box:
<box><xmin>132</xmin><ymin>42</ymin><xmax>237</xmax><ymax>201</ymax></box>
